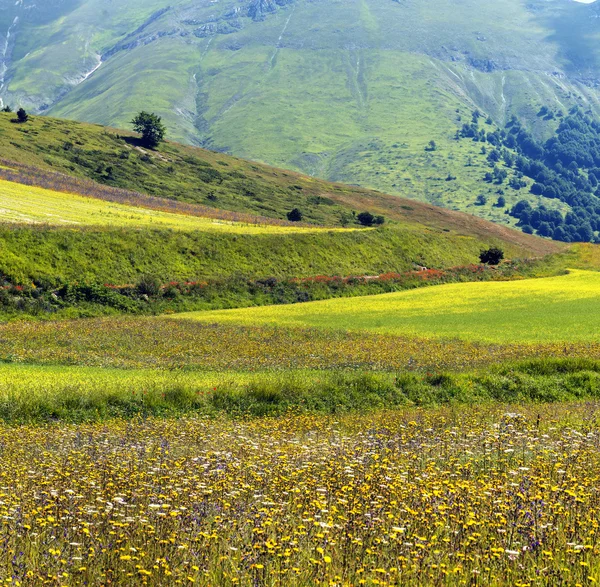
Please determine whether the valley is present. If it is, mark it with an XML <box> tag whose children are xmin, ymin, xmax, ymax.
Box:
<box><xmin>2</xmin><ymin>3</ymin><xmax>600</xmax><ymax>584</ymax></box>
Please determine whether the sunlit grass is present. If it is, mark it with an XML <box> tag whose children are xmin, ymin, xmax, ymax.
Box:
<box><xmin>0</xmin><ymin>178</ymin><xmax>353</xmax><ymax>234</ymax></box>
<box><xmin>174</xmin><ymin>270</ymin><xmax>600</xmax><ymax>343</ymax></box>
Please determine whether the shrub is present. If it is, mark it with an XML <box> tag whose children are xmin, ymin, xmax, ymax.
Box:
<box><xmin>479</xmin><ymin>247</ymin><xmax>504</xmax><ymax>265</ymax></box>
<box><xmin>287</xmin><ymin>208</ymin><xmax>303</xmax><ymax>222</ymax></box>
<box><xmin>357</xmin><ymin>211</ymin><xmax>375</xmax><ymax>226</ymax></box>
<box><xmin>16</xmin><ymin>108</ymin><xmax>28</xmax><ymax>123</ymax></box>
<box><xmin>136</xmin><ymin>274</ymin><xmax>161</xmax><ymax>297</ymax></box>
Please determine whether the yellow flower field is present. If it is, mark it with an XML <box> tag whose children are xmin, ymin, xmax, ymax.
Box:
<box><xmin>174</xmin><ymin>269</ymin><xmax>600</xmax><ymax>344</ymax></box>
<box><xmin>0</xmin><ymin>179</ymin><xmax>349</xmax><ymax>234</ymax></box>
<box><xmin>1</xmin><ymin>403</ymin><xmax>600</xmax><ymax>586</ymax></box>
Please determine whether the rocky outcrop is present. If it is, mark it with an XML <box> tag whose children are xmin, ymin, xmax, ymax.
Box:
<box><xmin>248</xmin><ymin>0</ymin><xmax>295</xmax><ymax>21</ymax></box>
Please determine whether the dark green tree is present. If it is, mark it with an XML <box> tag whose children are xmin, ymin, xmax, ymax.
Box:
<box><xmin>357</xmin><ymin>211</ymin><xmax>375</xmax><ymax>226</ymax></box>
<box><xmin>479</xmin><ymin>247</ymin><xmax>504</xmax><ymax>265</ymax></box>
<box><xmin>287</xmin><ymin>208</ymin><xmax>303</xmax><ymax>222</ymax></box>
<box><xmin>1</xmin><ymin>105</ymin><xmax>12</xmax><ymax>113</ymax></box>
<box><xmin>16</xmin><ymin>108</ymin><xmax>28</xmax><ymax>123</ymax></box>
<box><xmin>131</xmin><ymin>111</ymin><xmax>166</xmax><ymax>148</ymax></box>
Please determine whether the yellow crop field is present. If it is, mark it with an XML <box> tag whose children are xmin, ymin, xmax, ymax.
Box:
<box><xmin>0</xmin><ymin>179</ymin><xmax>348</xmax><ymax>234</ymax></box>
<box><xmin>175</xmin><ymin>269</ymin><xmax>600</xmax><ymax>344</ymax></box>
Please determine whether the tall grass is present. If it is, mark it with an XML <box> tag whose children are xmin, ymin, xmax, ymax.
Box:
<box><xmin>3</xmin><ymin>359</ymin><xmax>600</xmax><ymax>424</ymax></box>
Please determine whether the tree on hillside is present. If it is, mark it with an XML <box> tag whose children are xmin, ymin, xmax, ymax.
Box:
<box><xmin>131</xmin><ymin>111</ymin><xmax>166</xmax><ymax>148</ymax></box>
<box><xmin>357</xmin><ymin>211</ymin><xmax>375</xmax><ymax>226</ymax></box>
<box><xmin>287</xmin><ymin>208</ymin><xmax>303</xmax><ymax>222</ymax></box>
<box><xmin>1</xmin><ymin>105</ymin><xmax>12</xmax><ymax>113</ymax></box>
<box><xmin>479</xmin><ymin>247</ymin><xmax>504</xmax><ymax>265</ymax></box>
<box><xmin>16</xmin><ymin>108</ymin><xmax>28</xmax><ymax>123</ymax></box>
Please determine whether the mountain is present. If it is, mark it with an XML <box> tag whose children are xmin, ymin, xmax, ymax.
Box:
<box><xmin>2</xmin><ymin>0</ymin><xmax>600</xmax><ymax>229</ymax></box>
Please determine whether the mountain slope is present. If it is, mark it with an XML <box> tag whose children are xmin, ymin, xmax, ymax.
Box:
<box><xmin>2</xmin><ymin>0</ymin><xmax>600</xmax><ymax>225</ymax></box>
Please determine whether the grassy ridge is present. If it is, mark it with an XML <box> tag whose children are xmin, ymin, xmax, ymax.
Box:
<box><xmin>0</xmin><ymin>223</ymin><xmax>537</xmax><ymax>285</ymax></box>
<box><xmin>0</xmin><ymin>114</ymin><xmax>562</xmax><ymax>256</ymax></box>
<box><xmin>174</xmin><ymin>269</ymin><xmax>600</xmax><ymax>343</ymax></box>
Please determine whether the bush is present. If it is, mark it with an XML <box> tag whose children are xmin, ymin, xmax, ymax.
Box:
<box><xmin>479</xmin><ymin>247</ymin><xmax>504</xmax><ymax>265</ymax></box>
<box><xmin>136</xmin><ymin>274</ymin><xmax>161</xmax><ymax>297</ymax></box>
<box><xmin>16</xmin><ymin>108</ymin><xmax>28</xmax><ymax>123</ymax></box>
<box><xmin>287</xmin><ymin>208</ymin><xmax>303</xmax><ymax>222</ymax></box>
<box><xmin>357</xmin><ymin>212</ymin><xmax>375</xmax><ymax>226</ymax></box>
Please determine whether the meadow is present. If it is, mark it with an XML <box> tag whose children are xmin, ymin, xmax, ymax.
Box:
<box><xmin>3</xmin><ymin>403</ymin><xmax>600</xmax><ymax>586</ymax></box>
<box><xmin>6</xmin><ymin>315</ymin><xmax>600</xmax><ymax>374</ymax></box>
<box><xmin>175</xmin><ymin>269</ymin><xmax>600</xmax><ymax>344</ymax></box>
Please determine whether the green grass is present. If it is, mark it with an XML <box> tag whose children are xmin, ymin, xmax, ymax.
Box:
<box><xmin>4</xmin><ymin>358</ymin><xmax>600</xmax><ymax>423</ymax></box>
<box><xmin>0</xmin><ymin>217</ymin><xmax>548</xmax><ymax>285</ymax></box>
<box><xmin>175</xmin><ymin>269</ymin><xmax>600</xmax><ymax>344</ymax></box>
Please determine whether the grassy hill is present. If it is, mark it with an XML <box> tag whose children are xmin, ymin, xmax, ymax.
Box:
<box><xmin>0</xmin><ymin>114</ymin><xmax>559</xmax><ymax>284</ymax></box>
<box><xmin>0</xmin><ymin>113</ymin><xmax>558</xmax><ymax>247</ymax></box>
<box><xmin>2</xmin><ymin>0</ymin><xmax>600</xmax><ymax>226</ymax></box>
<box><xmin>0</xmin><ymin>113</ymin><xmax>561</xmax><ymax>318</ymax></box>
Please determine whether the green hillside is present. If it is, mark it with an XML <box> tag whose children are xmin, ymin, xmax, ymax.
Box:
<box><xmin>0</xmin><ymin>112</ymin><xmax>558</xmax><ymax>248</ymax></box>
<box><xmin>0</xmin><ymin>114</ymin><xmax>560</xmax><ymax>318</ymax></box>
<box><xmin>2</xmin><ymin>0</ymin><xmax>600</xmax><ymax>227</ymax></box>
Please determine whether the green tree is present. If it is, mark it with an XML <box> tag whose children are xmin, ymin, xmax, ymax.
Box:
<box><xmin>1</xmin><ymin>105</ymin><xmax>12</xmax><ymax>113</ymax></box>
<box><xmin>357</xmin><ymin>211</ymin><xmax>375</xmax><ymax>226</ymax></box>
<box><xmin>287</xmin><ymin>208</ymin><xmax>303</xmax><ymax>222</ymax></box>
<box><xmin>131</xmin><ymin>111</ymin><xmax>166</xmax><ymax>148</ymax></box>
<box><xmin>479</xmin><ymin>247</ymin><xmax>504</xmax><ymax>265</ymax></box>
<box><xmin>16</xmin><ymin>108</ymin><xmax>28</xmax><ymax>123</ymax></box>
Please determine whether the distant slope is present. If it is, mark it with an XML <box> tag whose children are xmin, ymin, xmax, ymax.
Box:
<box><xmin>2</xmin><ymin>0</ymin><xmax>600</xmax><ymax>224</ymax></box>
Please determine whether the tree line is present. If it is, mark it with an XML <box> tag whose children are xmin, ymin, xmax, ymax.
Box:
<box><xmin>460</xmin><ymin>107</ymin><xmax>600</xmax><ymax>242</ymax></box>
